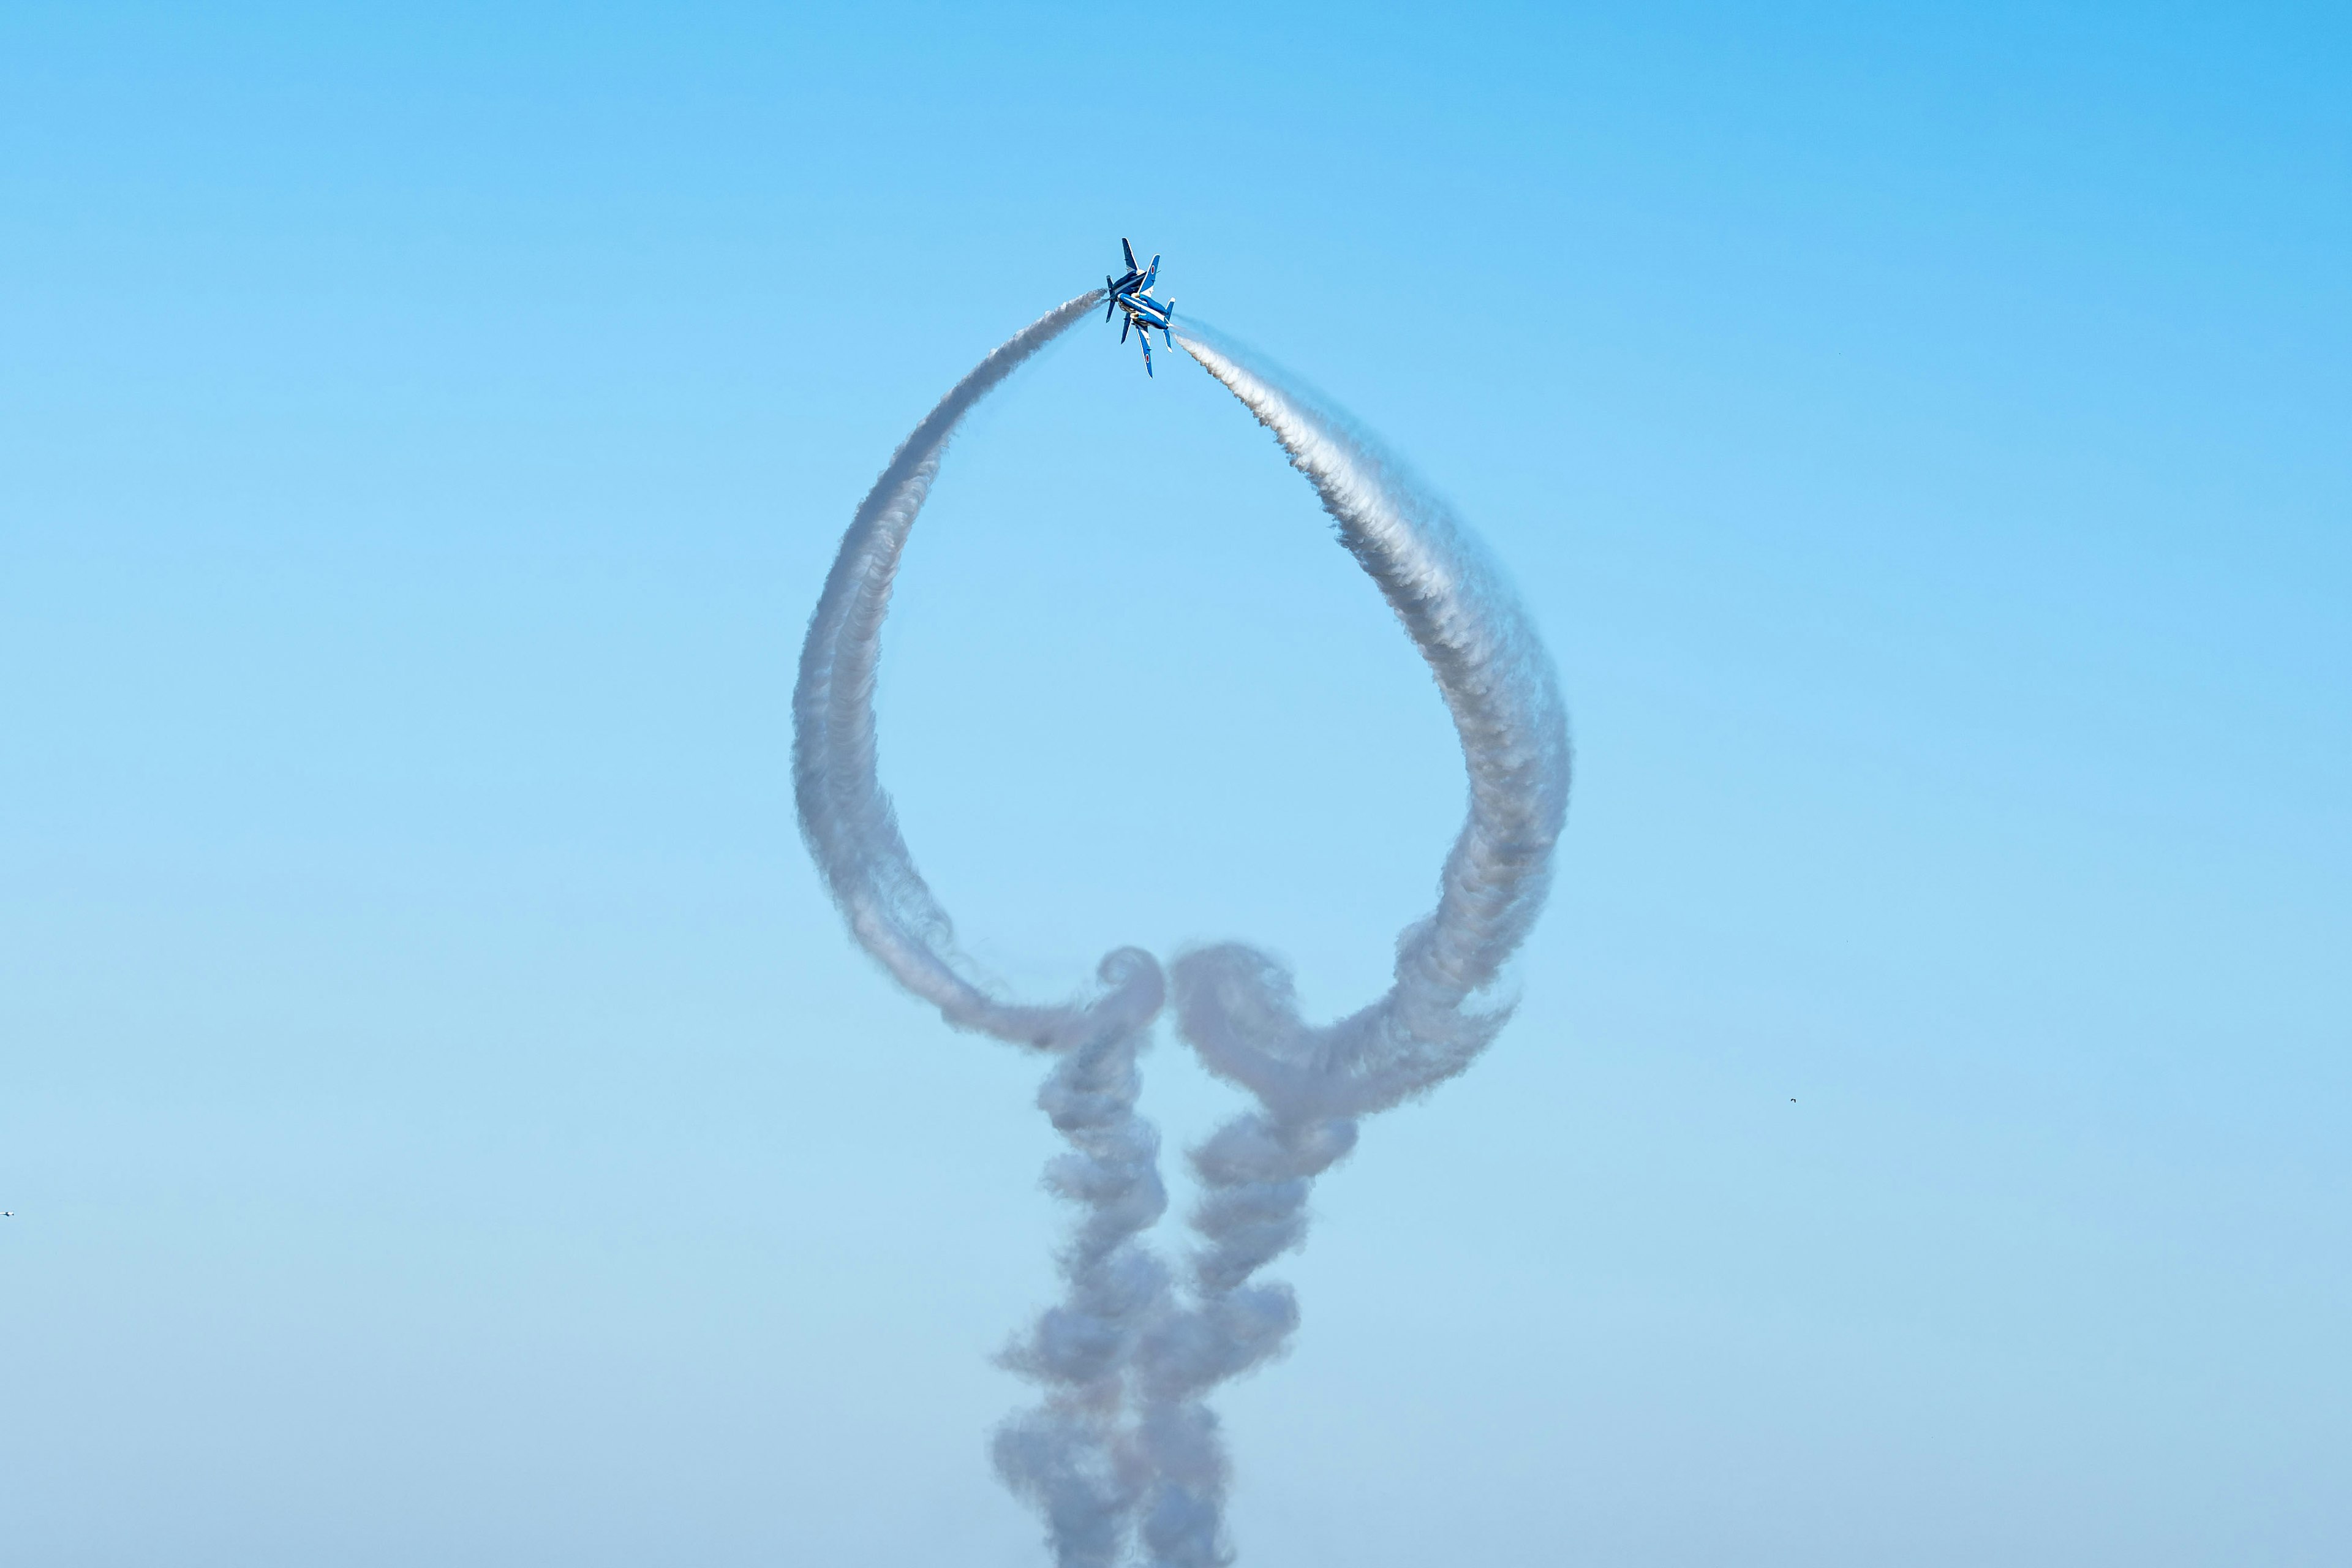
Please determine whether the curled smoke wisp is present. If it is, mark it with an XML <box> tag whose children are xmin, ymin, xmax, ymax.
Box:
<box><xmin>793</xmin><ymin>296</ymin><xmax>1569</xmax><ymax>1568</ymax></box>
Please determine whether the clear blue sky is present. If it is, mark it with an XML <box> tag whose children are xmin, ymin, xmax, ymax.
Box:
<box><xmin>4</xmin><ymin>3</ymin><xmax>2346</xmax><ymax>1564</ymax></box>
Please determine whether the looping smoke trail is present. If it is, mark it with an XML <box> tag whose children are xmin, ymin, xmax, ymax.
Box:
<box><xmin>1122</xmin><ymin>324</ymin><xmax>1572</xmax><ymax>1568</ymax></box>
<box><xmin>793</xmin><ymin>290</ymin><xmax>1129</xmax><ymax>1050</ymax></box>
<box><xmin>1170</xmin><ymin>325</ymin><xmax>1570</xmax><ymax>1121</ymax></box>
<box><xmin>795</xmin><ymin>297</ymin><xmax>1568</xmax><ymax>1568</ymax></box>
<box><xmin>792</xmin><ymin>293</ymin><xmax>1174</xmax><ymax>1565</ymax></box>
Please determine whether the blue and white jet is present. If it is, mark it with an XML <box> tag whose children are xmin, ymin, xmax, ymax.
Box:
<box><xmin>1104</xmin><ymin>238</ymin><xmax>1175</xmax><ymax>376</ymax></box>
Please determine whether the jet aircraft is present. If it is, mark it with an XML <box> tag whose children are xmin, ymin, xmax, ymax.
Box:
<box><xmin>1104</xmin><ymin>238</ymin><xmax>1175</xmax><ymax>375</ymax></box>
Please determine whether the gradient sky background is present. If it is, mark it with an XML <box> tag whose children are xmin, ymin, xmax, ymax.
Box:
<box><xmin>4</xmin><ymin>3</ymin><xmax>2348</xmax><ymax>1564</ymax></box>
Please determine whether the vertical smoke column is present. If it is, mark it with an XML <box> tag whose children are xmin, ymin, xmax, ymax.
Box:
<box><xmin>1132</xmin><ymin>326</ymin><xmax>1571</xmax><ymax>1568</ymax></box>
<box><xmin>991</xmin><ymin>951</ymin><xmax>1169</xmax><ymax>1568</ymax></box>
<box><xmin>793</xmin><ymin>292</ymin><xmax>1172</xmax><ymax>1567</ymax></box>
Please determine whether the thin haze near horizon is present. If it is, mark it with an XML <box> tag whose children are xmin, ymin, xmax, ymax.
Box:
<box><xmin>3</xmin><ymin>4</ymin><xmax>2348</xmax><ymax>1566</ymax></box>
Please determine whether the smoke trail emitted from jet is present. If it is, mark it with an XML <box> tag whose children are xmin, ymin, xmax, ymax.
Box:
<box><xmin>794</xmin><ymin>297</ymin><xmax>1568</xmax><ymax>1568</ymax></box>
<box><xmin>793</xmin><ymin>291</ymin><xmax>1176</xmax><ymax>1566</ymax></box>
<box><xmin>990</xmin><ymin>949</ymin><xmax>1170</xmax><ymax>1568</ymax></box>
<box><xmin>794</xmin><ymin>290</ymin><xmax>1120</xmax><ymax>1047</ymax></box>
<box><xmin>1169</xmin><ymin>325</ymin><xmax>1570</xmax><ymax>1114</ymax></box>
<box><xmin>1120</xmin><ymin>326</ymin><xmax>1571</xmax><ymax>1568</ymax></box>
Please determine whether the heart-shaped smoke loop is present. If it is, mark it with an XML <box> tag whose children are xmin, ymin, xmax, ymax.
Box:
<box><xmin>793</xmin><ymin>293</ymin><xmax>1569</xmax><ymax>1568</ymax></box>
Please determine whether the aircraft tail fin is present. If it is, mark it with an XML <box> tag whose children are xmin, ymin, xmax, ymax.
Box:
<box><xmin>1121</xmin><ymin>238</ymin><xmax>1137</xmax><ymax>272</ymax></box>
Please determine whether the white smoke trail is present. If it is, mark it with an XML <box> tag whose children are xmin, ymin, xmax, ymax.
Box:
<box><xmin>793</xmin><ymin>291</ymin><xmax>1117</xmax><ymax>1048</ymax></box>
<box><xmin>1125</xmin><ymin>325</ymin><xmax>1572</xmax><ymax>1568</ymax></box>
<box><xmin>990</xmin><ymin>947</ymin><xmax>1170</xmax><ymax>1568</ymax></box>
<box><xmin>794</xmin><ymin>296</ymin><xmax>1569</xmax><ymax>1568</ymax></box>
<box><xmin>1168</xmin><ymin>325</ymin><xmax>1572</xmax><ymax>1117</ymax></box>
<box><xmin>792</xmin><ymin>292</ymin><xmax>1173</xmax><ymax>1567</ymax></box>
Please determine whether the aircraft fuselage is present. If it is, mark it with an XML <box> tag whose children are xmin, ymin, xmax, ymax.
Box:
<box><xmin>1104</xmin><ymin>238</ymin><xmax>1174</xmax><ymax>375</ymax></box>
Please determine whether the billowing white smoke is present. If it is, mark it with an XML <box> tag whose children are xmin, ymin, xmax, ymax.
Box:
<box><xmin>793</xmin><ymin>292</ymin><xmax>1174</xmax><ymax>1567</ymax></box>
<box><xmin>793</xmin><ymin>291</ymin><xmax>1124</xmax><ymax>1047</ymax></box>
<box><xmin>1125</xmin><ymin>327</ymin><xmax>1571</xmax><ymax>1568</ymax></box>
<box><xmin>990</xmin><ymin>949</ymin><xmax>1170</xmax><ymax>1568</ymax></box>
<box><xmin>793</xmin><ymin>298</ymin><xmax>1568</xmax><ymax>1568</ymax></box>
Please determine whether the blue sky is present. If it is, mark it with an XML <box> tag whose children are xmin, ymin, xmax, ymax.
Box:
<box><xmin>4</xmin><ymin>3</ymin><xmax>2347</xmax><ymax>1564</ymax></box>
